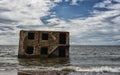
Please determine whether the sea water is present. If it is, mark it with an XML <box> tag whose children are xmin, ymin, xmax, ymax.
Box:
<box><xmin>0</xmin><ymin>45</ymin><xmax>120</xmax><ymax>75</ymax></box>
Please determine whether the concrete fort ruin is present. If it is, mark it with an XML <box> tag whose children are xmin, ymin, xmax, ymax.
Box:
<box><xmin>18</xmin><ymin>30</ymin><xmax>69</xmax><ymax>57</ymax></box>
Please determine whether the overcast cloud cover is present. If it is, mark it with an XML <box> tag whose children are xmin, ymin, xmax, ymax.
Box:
<box><xmin>0</xmin><ymin>0</ymin><xmax>120</xmax><ymax>45</ymax></box>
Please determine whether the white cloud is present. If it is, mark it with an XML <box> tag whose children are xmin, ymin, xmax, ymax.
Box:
<box><xmin>94</xmin><ymin>0</ymin><xmax>112</xmax><ymax>8</ymax></box>
<box><xmin>0</xmin><ymin>34</ymin><xmax>19</xmax><ymax>45</ymax></box>
<box><xmin>54</xmin><ymin>0</ymin><xmax>62</xmax><ymax>3</ymax></box>
<box><xmin>0</xmin><ymin>0</ymin><xmax>120</xmax><ymax>45</ymax></box>
<box><xmin>0</xmin><ymin>0</ymin><xmax>54</xmax><ymax>25</ymax></box>
<box><xmin>71</xmin><ymin>0</ymin><xmax>78</xmax><ymax>5</ymax></box>
<box><xmin>46</xmin><ymin>0</ymin><xmax>120</xmax><ymax>45</ymax></box>
<box><xmin>111</xmin><ymin>16</ymin><xmax>120</xmax><ymax>24</ymax></box>
<box><xmin>114</xmin><ymin>0</ymin><xmax>120</xmax><ymax>2</ymax></box>
<box><xmin>0</xmin><ymin>0</ymin><xmax>54</xmax><ymax>45</ymax></box>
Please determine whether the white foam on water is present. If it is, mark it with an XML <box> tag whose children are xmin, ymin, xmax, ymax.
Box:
<box><xmin>0</xmin><ymin>68</ymin><xmax>6</xmax><ymax>71</ymax></box>
<box><xmin>60</xmin><ymin>66</ymin><xmax>120</xmax><ymax>72</ymax></box>
<box><xmin>19</xmin><ymin>66</ymin><xmax>61</xmax><ymax>71</ymax></box>
<box><xmin>18</xmin><ymin>66</ymin><xmax>120</xmax><ymax>72</ymax></box>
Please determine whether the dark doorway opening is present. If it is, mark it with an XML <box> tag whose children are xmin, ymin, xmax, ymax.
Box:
<box><xmin>28</xmin><ymin>32</ymin><xmax>34</xmax><ymax>40</ymax></box>
<box><xmin>26</xmin><ymin>46</ymin><xmax>34</xmax><ymax>54</ymax></box>
<box><xmin>59</xmin><ymin>46</ymin><xmax>66</xmax><ymax>57</ymax></box>
<box><xmin>41</xmin><ymin>47</ymin><xmax>48</xmax><ymax>55</ymax></box>
<box><xmin>59</xmin><ymin>33</ymin><xmax>66</xmax><ymax>44</ymax></box>
<box><xmin>42</xmin><ymin>33</ymin><xmax>48</xmax><ymax>40</ymax></box>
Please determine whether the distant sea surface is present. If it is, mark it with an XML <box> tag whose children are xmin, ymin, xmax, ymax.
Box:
<box><xmin>0</xmin><ymin>45</ymin><xmax>120</xmax><ymax>75</ymax></box>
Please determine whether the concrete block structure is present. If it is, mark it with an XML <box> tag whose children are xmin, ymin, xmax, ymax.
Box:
<box><xmin>18</xmin><ymin>30</ymin><xmax>69</xmax><ymax>57</ymax></box>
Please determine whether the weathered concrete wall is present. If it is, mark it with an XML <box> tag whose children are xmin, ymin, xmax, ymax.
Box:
<box><xmin>18</xmin><ymin>30</ymin><xmax>69</xmax><ymax>58</ymax></box>
<box><xmin>19</xmin><ymin>31</ymin><xmax>39</xmax><ymax>56</ymax></box>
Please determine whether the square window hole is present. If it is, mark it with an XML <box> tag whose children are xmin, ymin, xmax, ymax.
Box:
<box><xmin>26</xmin><ymin>46</ymin><xmax>34</xmax><ymax>54</ymax></box>
<box><xmin>42</xmin><ymin>33</ymin><xmax>48</xmax><ymax>40</ymax></box>
<box><xmin>28</xmin><ymin>32</ymin><xmax>34</xmax><ymax>40</ymax></box>
<box><xmin>41</xmin><ymin>47</ymin><xmax>48</xmax><ymax>55</ymax></box>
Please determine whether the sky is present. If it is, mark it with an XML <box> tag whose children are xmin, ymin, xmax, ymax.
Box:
<box><xmin>0</xmin><ymin>0</ymin><xmax>120</xmax><ymax>45</ymax></box>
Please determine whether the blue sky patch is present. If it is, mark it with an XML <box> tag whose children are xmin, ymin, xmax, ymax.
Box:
<box><xmin>41</xmin><ymin>0</ymin><xmax>105</xmax><ymax>24</ymax></box>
